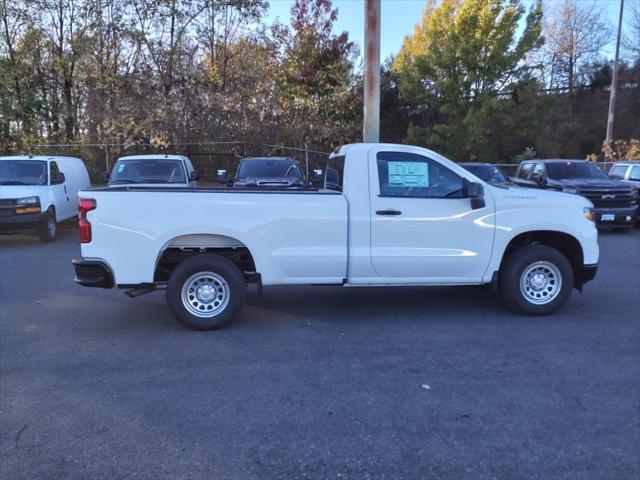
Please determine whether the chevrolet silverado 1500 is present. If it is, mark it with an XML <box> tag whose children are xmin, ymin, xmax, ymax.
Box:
<box><xmin>73</xmin><ymin>143</ymin><xmax>599</xmax><ymax>330</ymax></box>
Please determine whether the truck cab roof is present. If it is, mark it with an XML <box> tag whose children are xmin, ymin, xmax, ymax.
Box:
<box><xmin>116</xmin><ymin>154</ymin><xmax>189</xmax><ymax>161</ymax></box>
<box><xmin>0</xmin><ymin>155</ymin><xmax>81</xmax><ymax>161</ymax></box>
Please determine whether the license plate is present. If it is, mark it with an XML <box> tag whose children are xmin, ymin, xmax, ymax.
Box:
<box><xmin>601</xmin><ymin>214</ymin><xmax>615</xmax><ymax>222</ymax></box>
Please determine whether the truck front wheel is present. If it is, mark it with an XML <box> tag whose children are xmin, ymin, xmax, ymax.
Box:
<box><xmin>499</xmin><ymin>245</ymin><xmax>574</xmax><ymax>315</ymax></box>
<box><xmin>166</xmin><ymin>254</ymin><xmax>246</xmax><ymax>330</ymax></box>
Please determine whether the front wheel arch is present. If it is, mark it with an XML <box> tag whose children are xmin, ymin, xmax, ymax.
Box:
<box><xmin>497</xmin><ymin>230</ymin><xmax>584</xmax><ymax>288</ymax></box>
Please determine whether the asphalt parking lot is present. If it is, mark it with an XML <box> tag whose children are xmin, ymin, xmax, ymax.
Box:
<box><xmin>1</xmin><ymin>223</ymin><xmax>639</xmax><ymax>479</ymax></box>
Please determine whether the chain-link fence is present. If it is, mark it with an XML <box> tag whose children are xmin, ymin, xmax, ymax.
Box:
<box><xmin>9</xmin><ymin>142</ymin><xmax>331</xmax><ymax>185</ymax></box>
<box><xmin>2</xmin><ymin>142</ymin><xmax>619</xmax><ymax>184</ymax></box>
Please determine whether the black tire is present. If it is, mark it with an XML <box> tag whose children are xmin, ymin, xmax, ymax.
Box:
<box><xmin>38</xmin><ymin>208</ymin><xmax>57</xmax><ymax>243</ymax></box>
<box><xmin>499</xmin><ymin>245</ymin><xmax>574</xmax><ymax>315</ymax></box>
<box><xmin>166</xmin><ymin>254</ymin><xmax>245</xmax><ymax>331</ymax></box>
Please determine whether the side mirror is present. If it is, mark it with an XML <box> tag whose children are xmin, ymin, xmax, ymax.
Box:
<box><xmin>102</xmin><ymin>171</ymin><xmax>110</xmax><ymax>183</ymax></box>
<box><xmin>629</xmin><ymin>174</ymin><xmax>640</xmax><ymax>182</ymax></box>
<box><xmin>216</xmin><ymin>169</ymin><xmax>228</xmax><ymax>183</ymax></box>
<box><xmin>466</xmin><ymin>181</ymin><xmax>485</xmax><ymax>209</ymax></box>
<box><xmin>310</xmin><ymin>169</ymin><xmax>324</xmax><ymax>182</ymax></box>
<box><xmin>189</xmin><ymin>171</ymin><xmax>200</xmax><ymax>181</ymax></box>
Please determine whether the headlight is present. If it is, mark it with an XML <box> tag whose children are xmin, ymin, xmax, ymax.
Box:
<box><xmin>15</xmin><ymin>196</ymin><xmax>41</xmax><ymax>214</ymax></box>
<box><xmin>563</xmin><ymin>186</ymin><xmax>579</xmax><ymax>194</ymax></box>
<box><xmin>583</xmin><ymin>207</ymin><xmax>595</xmax><ymax>222</ymax></box>
<box><xmin>16</xmin><ymin>196</ymin><xmax>40</xmax><ymax>205</ymax></box>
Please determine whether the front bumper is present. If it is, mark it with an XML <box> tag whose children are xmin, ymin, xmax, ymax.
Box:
<box><xmin>593</xmin><ymin>205</ymin><xmax>638</xmax><ymax>226</ymax></box>
<box><xmin>576</xmin><ymin>263</ymin><xmax>598</xmax><ymax>289</ymax></box>
<box><xmin>72</xmin><ymin>259</ymin><xmax>114</xmax><ymax>288</ymax></box>
<box><xmin>0</xmin><ymin>211</ymin><xmax>46</xmax><ymax>234</ymax></box>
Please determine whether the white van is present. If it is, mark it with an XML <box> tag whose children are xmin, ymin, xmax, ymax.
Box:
<box><xmin>0</xmin><ymin>155</ymin><xmax>91</xmax><ymax>242</ymax></box>
<box><xmin>105</xmin><ymin>154</ymin><xmax>199</xmax><ymax>187</ymax></box>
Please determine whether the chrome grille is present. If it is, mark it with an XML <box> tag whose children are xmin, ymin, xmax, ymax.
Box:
<box><xmin>581</xmin><ymin>189</ymin><xmax>635</xmax><ymax>208</ymax></box>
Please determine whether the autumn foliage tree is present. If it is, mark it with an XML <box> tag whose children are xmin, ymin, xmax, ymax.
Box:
<box><xmin>393</xmin><ymin>0</ymin><xmax>544</xmax><ymax>162</ymax></box>
<box><xmin>273</xmin><ymin>0</ymin><xmax>360</xmax><ymax>151</ymax></box>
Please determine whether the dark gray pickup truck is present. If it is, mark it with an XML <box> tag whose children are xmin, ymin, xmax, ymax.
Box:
<box><xmin>217</xmin><ymin>157</ymin><xmax>314</xmax><ymax>189</ymax></box>
<box><xmin>512</xmin><ymin>159</ymin><xmax>638</xmax><ymax>231</ymax></box>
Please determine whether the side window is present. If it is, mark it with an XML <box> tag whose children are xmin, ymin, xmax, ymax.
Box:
<box><xmin>609</xmin><ymin>165</ymin><xmax>628</xmax><ymax>179</ymax></box>
<box><xmin>377</xmin><ymin>152</ymin><xmax>464</xmax><ymax>198</ymax></box>
<box><xmin>518</xmin><ymin>162</ymin><xmax>533</xmax><ymax>179</ymax></box>
<box><xmin>532</xmin><ymin>163</ymin><xmax>545</xmax><ymax>181</ymax></box>
<box><xmin>629</xmin><ymin>165</ymin><xmax>640</xmax><ymax>181</ymax></box>
<box><xmin>49</xmin><ymin>161</ymin><xmax>60</xmax><ymax>184</ymax></box>
<box><xmin>325</xmin><ymin>155</ymin><xmax>344</xmax><ymax>192</ymax></box>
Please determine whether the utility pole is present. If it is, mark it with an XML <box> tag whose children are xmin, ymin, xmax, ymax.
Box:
<box><xmin>605</xmin><ymin>0</ymin><xmax>624</xmax><ymax>155</ymax></box>
<box><xmin>363</xmin><ymin>0</ymin><xmax>381</xmax><ymax>143</ymax></box>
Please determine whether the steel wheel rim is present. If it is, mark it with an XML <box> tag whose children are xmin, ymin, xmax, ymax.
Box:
<box><xmin>47</xmin><ymin>215</ymin><xmax>56</xmax><ymax>236</ymax></box>
<box><xmin>181</xmin><ymin>272</ymin><xmax>230</xmax><ymax>318</ymax></box>
<box><xmin>520</xmin><ymin>261</ymin><xmax>562</xmax><ymax>305</ymax></box>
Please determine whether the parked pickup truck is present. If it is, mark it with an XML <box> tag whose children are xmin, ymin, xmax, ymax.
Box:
<box><xmin>511</xmin><ymin>159</ymin><xmax>638</xmax><ymax>230</ymax></box>
<box><xmin>104</xmin><ymin>154</ymin><xmax>199</xmax><ymax>187</ymax></box>
<box><xmin>217</xmin><ymin>157</ymin><xmax>313</xmax><ymax>189</ymax></box>
<box><xmin>73</xmin><ymin>143</ymin><xmax>599</xmax><ymax>330</ymax></box>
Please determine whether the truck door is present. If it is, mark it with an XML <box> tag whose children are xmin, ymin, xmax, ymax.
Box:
<box><xmin>368</xmin><ymin>148</ymin><xmax>495</xmax><ymax>282</ymax></box>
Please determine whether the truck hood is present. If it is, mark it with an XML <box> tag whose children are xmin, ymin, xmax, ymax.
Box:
<box><xmin>0</xmin><ymin>185</ymin><xmax>48</xmax><ymax>200</ymax></box>
<box><xmin>233</xmin><ymin>177</ymin><xmax>308</xmax><ymax>187</ymax></box>
<box><xmin>489</xmin><ymin>184</ymin><xmax>593</xmax><ymax>209</ymax></box>
<box><xmin>547</xmin><ymin>178</ymin><xmax>633</xmax><ymax>191</ymax></box>
<box><xmin>106</xmin><ymin>183</ymin><xmax>189</xmax><ymax>188</ymax></box>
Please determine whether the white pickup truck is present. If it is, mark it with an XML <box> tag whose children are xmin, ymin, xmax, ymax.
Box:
<box><xmin>73</xmin><ymin>143</ymin><xmax>599</xmax><ymax>330</ymax></box>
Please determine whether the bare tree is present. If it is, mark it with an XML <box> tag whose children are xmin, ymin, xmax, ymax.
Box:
<box><xmin>539</xmin><ymin>0</ymin><xmax>611</xmax><ymax>92</ymax></box>
<box><xmin>623</xmin><ymin>0</ymin><xmax>640</xmax><ymax>60</ymax></box>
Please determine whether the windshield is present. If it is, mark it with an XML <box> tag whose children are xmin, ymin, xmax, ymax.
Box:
<box><xmin>0</xmin><ymin>160</ymin><xmax>48</xmax><ymax>185</ymax></box>
<box><xmin>463</xmin><ymin>164</ymin><xmax>507</xmax><ymax>183</ymax></box>
<box><xmin>546</xmin><ymin>162</ymin><xmax>608</xmax><ymax>180</ymax></box>
<box><xmin>237</xmin><ymin>159</ymin><xmax>303</xmax><ymax>179</ymax></box>
<box><xmin>110</xmin><ymin>159</ymin><xmax>187</xmax><ymax>184</ymax></box>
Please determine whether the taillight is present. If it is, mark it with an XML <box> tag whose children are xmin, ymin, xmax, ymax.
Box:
<box><xmin>78</xmin><ymin>198</ymin><xmax>96</xmax><ymax>243</ymax></box>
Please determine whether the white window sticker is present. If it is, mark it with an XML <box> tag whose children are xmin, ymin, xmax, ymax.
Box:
<box><xmin>388</xmin><ymin>161</ymin><xmax>429</xmax><ymax>187</ymax></box>
<box><xmin>117</xmin><ymin>163</ymin><xmax>125</xmax><ymax>173</ymax></box>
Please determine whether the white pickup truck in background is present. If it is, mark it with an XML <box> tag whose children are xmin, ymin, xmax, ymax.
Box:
<box><xmin>104</xmin><ymin>154</ymin><xmax>199</xmax><ymax>187</ymax></box>
<box><xmin>73</xmin><ymin>143</ymin><xmax>599</xmax><ymax>330</ymax></box>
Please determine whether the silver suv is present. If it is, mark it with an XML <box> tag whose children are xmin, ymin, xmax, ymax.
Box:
<box><xmin>609</xmin><ymin>161</ymin><xmax>640</xmax><ymax>189</ymax></box>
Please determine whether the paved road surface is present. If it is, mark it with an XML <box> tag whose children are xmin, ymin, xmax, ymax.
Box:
<box><xmin>1</xmin><ymin>224</ymin><xmax>639</xmax><ymax>479</ymax></box>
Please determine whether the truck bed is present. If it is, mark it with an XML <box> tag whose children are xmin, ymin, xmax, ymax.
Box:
<box><xmin>80</xmin><ymin>187</ymin><xmax>348</xmax><ymax>286</ymax></box>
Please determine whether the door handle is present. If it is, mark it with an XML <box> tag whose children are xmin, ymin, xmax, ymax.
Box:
<box><xmin>376</xmin><ymin>209</ymin><xmax>402</xmax><ymax>216</ymax></box>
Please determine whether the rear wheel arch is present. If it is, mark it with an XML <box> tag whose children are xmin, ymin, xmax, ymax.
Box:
<box><xmin>153</xmin><ymin>233</ymin><xmax>258</xmax><ymax>284</ymax></box>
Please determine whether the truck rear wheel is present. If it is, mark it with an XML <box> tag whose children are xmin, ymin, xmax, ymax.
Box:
<box><xmin>166</xmin><ymin>254</ymin><xmax>245</xmax><ymax>330</ymax></box>
<box><xmin>499</xmin><ymin>245</ymin><xmax>574</xmax><ymax>315</ymax></box>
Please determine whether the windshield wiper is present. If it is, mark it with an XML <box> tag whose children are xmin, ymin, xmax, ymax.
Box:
<box><xmin>110</xmin><ymin>179</ymin><xmax>138</xmax><ymax>184</ymax></box>
<box><xmin>140</xmin><ymin>179</ymin><xmax>175</xmax><ymax>183</ymax></box>
<box><xmin>0</xmin><ymin>180</ymin><xmax>29</xmax><ymax>185</ymax></box>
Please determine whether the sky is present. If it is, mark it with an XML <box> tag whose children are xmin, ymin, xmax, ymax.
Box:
<box><xmin>266</xmin><ymin>0</ymin><xmax>629</xmax><ymax>62</ymax></box>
